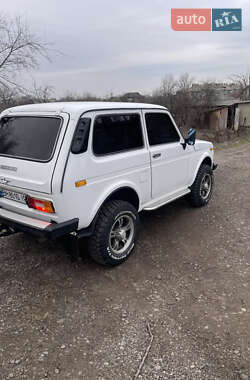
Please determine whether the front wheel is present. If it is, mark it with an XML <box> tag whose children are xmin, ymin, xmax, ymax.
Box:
<box><xmin>88</xmin><ymin>200</ymin><xmax>139</xmax><ymax>266</ymax></box>
<box><xmin>189</xmin><ymin>164</ymin><xmax>214</xmax><ymax>207</ymax></box>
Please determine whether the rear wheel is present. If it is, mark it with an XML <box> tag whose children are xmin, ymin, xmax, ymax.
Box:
<box><xmin>88</xmin><ymin>200</ymin><xmax>139</xmax><ymax>266</ymax></box>
<box><xmin>189</xmin><ymin>164</ymin><xmax>214</xmax><ymax>207</ymax></box>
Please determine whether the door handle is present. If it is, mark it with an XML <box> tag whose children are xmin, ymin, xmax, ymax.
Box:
<box><xmin>152</xmin><ymin>153</ymin><xmax>161</xmax><ymax>159</ymax></box>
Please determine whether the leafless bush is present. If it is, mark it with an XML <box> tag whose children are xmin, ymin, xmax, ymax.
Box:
<box><xmin>58</xmin><ymin>92</ymin><xmax>101</xmax><ymax>102</ymax></box>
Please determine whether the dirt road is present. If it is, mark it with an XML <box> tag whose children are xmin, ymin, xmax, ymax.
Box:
<box><xmin>0</xmin><ymin>139</ymin><xmax>250</xmax><ymax>380</ymax></box>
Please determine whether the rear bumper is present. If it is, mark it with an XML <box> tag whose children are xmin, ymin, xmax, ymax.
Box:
<box><xmin>0</xmin><ymin>208</ymin><xmax>78</xmax><ymax>239</ymax></box>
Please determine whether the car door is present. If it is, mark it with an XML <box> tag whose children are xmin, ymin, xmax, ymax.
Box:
<box><xmin>143</xmin><ymin>110</ymin><xmax>193</xmax><ymax>200</ymax></box>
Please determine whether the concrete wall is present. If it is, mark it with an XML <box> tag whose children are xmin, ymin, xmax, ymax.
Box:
<box><xmin>238</xmin><ymin>103</ymin><xmax>250</xmax><ymax>127</ymax></box>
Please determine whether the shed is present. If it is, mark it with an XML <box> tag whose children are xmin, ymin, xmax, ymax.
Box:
<box><xmin>237</xmin><ymin>100</ymin><xmax>250</xmax><ymax>127</ymax></box>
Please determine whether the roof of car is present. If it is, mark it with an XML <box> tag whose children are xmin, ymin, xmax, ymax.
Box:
<box><xmin>4</xmin><ymin>101</ymin><xmax>167</xmax><ymax>116</ymax></box>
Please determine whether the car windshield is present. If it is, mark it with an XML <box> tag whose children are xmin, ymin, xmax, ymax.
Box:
<box><xmin>0</xmin><ymin>116</ymin><xmax>61</xmax><ymax>161</ymax></box>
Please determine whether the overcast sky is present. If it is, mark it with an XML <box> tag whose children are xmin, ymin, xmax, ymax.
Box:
<box><xmin>2</xmin><ymin>0</ymin><xmax>250</xmax><ymax>96</ymax></box>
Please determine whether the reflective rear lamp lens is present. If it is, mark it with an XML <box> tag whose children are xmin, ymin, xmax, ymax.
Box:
<box><xmin>27</xmin><ymin>197</ymin><xmax>55</xmax><ymax>213</ymax></box>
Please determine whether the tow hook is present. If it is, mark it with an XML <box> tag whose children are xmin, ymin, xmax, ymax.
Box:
<box><xmin>0</xmin><ymin>224</ymin><xmax>16</xmax><ymax>238</ymax></box>
<box><xmin>212</xmin><ymin>164</ymin><xmax>218</xmax><ymax>171</ymax></box>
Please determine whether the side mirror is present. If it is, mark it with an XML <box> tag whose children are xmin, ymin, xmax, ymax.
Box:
<box><xmin>185</xmin><ymin>128</ymin><xmax>196</xmax><ymax>146</ymax></box>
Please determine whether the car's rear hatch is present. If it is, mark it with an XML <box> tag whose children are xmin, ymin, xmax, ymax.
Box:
<box><xmin>0</xmin><ymin>112</ymin><xmax>69</xmax><ymax>194</ymax></box>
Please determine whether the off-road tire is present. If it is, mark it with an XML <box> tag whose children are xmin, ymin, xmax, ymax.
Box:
<box><xmin>189</xmin><ymin>164</ymin><xmax>214</xmax><ymax>207</ymax></box>
<box><xmin>88</xmin><ymin>200</ymin><xmax>139</xmax><ymax>266</ymax></box>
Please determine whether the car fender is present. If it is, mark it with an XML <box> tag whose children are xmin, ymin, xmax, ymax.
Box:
<box><xmin>189</xmin><ymin>152</ymin><xmax>213</xmax><ymax>187</ymax></box>
<box><xmin>88</xmin><ymin>180</ymin><xmax>141</xmax><ymax>226</ymax></box>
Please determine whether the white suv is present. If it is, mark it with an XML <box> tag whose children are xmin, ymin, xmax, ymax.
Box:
<box><xmin>0</xmin><ymin>102</ymin><xmax>216</xmax><ymax>266</ymax></box>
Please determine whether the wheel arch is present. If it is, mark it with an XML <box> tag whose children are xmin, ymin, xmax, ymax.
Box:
<box><xmin>104</xmin><ymin>186</ymin><xmax>140</xmax><ymax>210</ymax></box>
<box><xmin>201</xmin><ymin>156</ymin><xmax>212</xmax><ymax>168</ymax></box>
<box><xmin>190</xmin><ymin>154</ymin><xmax>213</xmax><ymax>187</ymax></box>
<box><xmin>85</xmin><ymin>184</ymin><xmax>141</xmax><ymax>234</ymax></box>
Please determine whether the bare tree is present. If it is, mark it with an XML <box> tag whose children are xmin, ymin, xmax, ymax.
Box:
<box><xmin>172</xmin><ymin>73</ymin><xmax>194</xmax><ymax>128</ymax></box>
<box><xmin>28</xmin><ymin>81</ymin><xmax>54</xmax><ymax>103</ymax></box>
<box><xmin>151</xmin><ymin>74</ymin><xmax>176</xmax><ymax>111</ymax></box>
<box><xmin>0</xmin><ymin>86</ymin><xmax>17</xmax><ymax>111</ymax></box>
<box><xmin>230</xmin><ymin>72</ymin><xmax>250</xmax><ymax>100</ymax></box>
<box><xmin>58</xmin><ymin>91</ymin><xmax>100</xmax><ymax>102</ymax></box>
<box><xmin>178</xmin><ymin>73</ymin><xmax>194</xmax><ymax>92</ymax></box>
<box><xmin>0</xmin><ymin>15</ymin><xmax>49</xmax><ymax>89</ymax></box>
<box><xmin>159</xmin><ymin>74</ymin><xmax>177</xmax><ymax>97</ymax></box>
<box><xmin>190</xmin><ymin>82</ymin><xmax>217</xmax><ymax>129</ymax></box>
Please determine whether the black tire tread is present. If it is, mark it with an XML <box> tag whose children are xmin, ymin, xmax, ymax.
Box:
<box><xmin>88</xmin><ymin>200</ymin><xmax>138</xmax><ymax>266</ymax></box>
<box><xmin>189</xmin><ymin>164</ymin><xmax>213</xmax><ymax>207</ymax></box>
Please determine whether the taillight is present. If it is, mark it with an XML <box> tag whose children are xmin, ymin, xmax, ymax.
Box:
<box><xmin>27</xmin><ymin>197</ymin><xmax>55</xmax><ymax>214</ymax></box>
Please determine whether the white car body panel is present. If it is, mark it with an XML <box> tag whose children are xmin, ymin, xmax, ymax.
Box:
<box><xmin>0</xmin><ymin>102</ymin><xmax>214</xmax><ymax>232</ymax></box>
<box><xmin>188</xmin><ymin>140</ymin><xmax>214</xmax><ymax>186</ymax></box>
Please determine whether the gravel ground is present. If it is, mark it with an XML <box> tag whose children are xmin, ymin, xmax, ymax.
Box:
<box><xmin>1</xmin><ymin>137</ymin><xmax>250</xmax><ymax>380</ymax></box>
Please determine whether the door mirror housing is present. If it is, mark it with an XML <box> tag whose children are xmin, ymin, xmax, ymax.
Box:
<box><xmin>185</xmin><ymin>128</ymin><xmax>196</xmax><ymax>146</ymax></box>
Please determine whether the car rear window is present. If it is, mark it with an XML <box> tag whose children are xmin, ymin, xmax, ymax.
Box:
<box><xmin>0</xmin><ymin>116</ymin><xmax>62</xmax><ymax>161</ymax></box>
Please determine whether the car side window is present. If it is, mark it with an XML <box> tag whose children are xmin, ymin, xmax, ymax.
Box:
<box><xmin>145</xmin><ymin>112</ymin><xmax>180</xmax><ymax>146</ymax></box>
<box><xmin>93</xmin><ymin>114</ymin><xmax>143</xmax><ymax>155</ymax></box>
